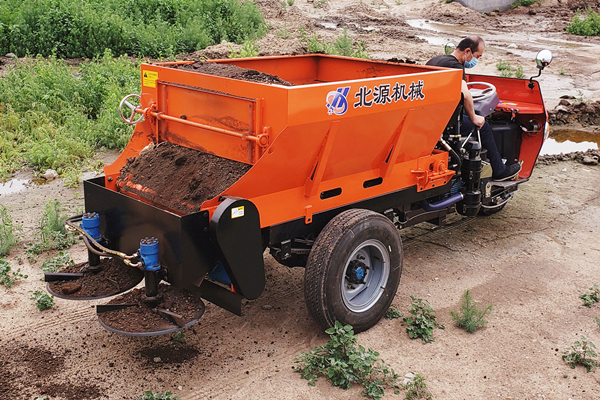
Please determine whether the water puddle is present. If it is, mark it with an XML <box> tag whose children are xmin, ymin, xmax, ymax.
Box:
<box><xmin>540</xmin><ymin>129</ymin><xmax>600</xmax><ymax>156</ymax></box>
<box><xmin>0</xmin><ymin>178</ymin><xmax>46</xmax><ymax>195</ymax></box>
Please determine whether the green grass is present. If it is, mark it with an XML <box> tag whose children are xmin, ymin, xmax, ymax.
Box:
<box><xmin>450</xmin><ymin>290</ymin><xmax>493</xmax><ymax>333</ymax></box>
<box><xmin>0</xmin><ymin>0</ymin><xmax>267</xmax><ymax>59</ymax></box>
<box><xmin>567</xmin><ymin>7</ymin><xmax>600</xmax><ymax>36</ymax></box>
<box><xmin>0</xmin><ymin>51</ymin><xmax>139</xmax><ymax>181</ymax></box>
<box><xmin>0</xmin><ymin>205</ymin><xmax>20</xmax><ymax>256</ymax></box>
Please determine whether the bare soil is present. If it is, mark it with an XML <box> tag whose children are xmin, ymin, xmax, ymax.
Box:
<box><xmin>117</xmin><ymin>142</ymin><xmax>252</xmax><ymax>214</ymax></box>
<box><xmin>1</xmin><ymin>0</ymin><xmax>600</xmax><ymax>399</ymax></box>
<box><xmin>47</xmin><ymin>258</ymin><xmax>144</xmax><ymax>299</ymax></box>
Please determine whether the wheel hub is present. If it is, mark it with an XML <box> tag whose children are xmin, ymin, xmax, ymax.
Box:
<box><xmin>346</xmin><ymin>260</ymin><xmax>368</xmax><ymax>284</ymax></box>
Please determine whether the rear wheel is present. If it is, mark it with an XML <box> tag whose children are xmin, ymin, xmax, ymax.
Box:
<box><xmin>304</xmin><ymin>209</ymin><xmax>403</xmax><ymax>333</ymax></box>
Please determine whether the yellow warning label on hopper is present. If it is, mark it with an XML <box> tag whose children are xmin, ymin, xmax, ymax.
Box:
<box><xmin>142</xmin><ymin>71</ymin><xmax>158</xmax><ymax>88</ymax></box>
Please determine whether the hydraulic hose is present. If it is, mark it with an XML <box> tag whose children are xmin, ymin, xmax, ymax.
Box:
<box><xmin>420</xmin><ymin>193</ymin><xmax>464</xmax><ymax>212</ymax></box>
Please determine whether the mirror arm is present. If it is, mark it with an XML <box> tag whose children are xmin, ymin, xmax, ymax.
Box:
<box><xmin>528</xmin><ymin>67</ymin><xmax>543</xmax><ymax>90</ymax></box>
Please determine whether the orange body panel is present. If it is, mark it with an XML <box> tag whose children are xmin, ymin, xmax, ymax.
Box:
<box><xmin>105</xmin><ymin>55</ymin><xmax>463</xmax><ymax>227</ymax></box>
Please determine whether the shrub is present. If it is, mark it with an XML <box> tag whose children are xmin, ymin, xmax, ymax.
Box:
<box><xmin>30</xmin><ymin>290</ymin><xmax>55</xmax><ymax>311</ymax></box>
<box><xmin>0</xmin><ymin>0</ymin><xmax>267</xmax><ymax>58</ymax></box>
<box><xmin>567</xmin><ymin>7</ymin><xmax>600</xmax><ymax>37</ymax></box>
<box><xmin>294</xmin><ymin>321</ymin><xmax>400</xmax><ymax>400</ymax></box>
<box><xmin>0</xmin><ymin>258</ymin><xmax>27</xmax><ymax>288</ymax></box>
<box><xmin>402</xmin><ymin>297</ymin><xmax>444</xmax><ymax>343</ymax></box>
<box><xmin>403</xmin><ymin>373</ymin><xmax>432</xmax><ymax>400</ymax></box>
<box><xmin>40</xmin><ymin>251</ymin><xmax>74</xmax><ymax>273</ymax></box>
<box><xmin>562</xmin><ymin>336</ymin><xmax>598</xmax><ymax>373</ymax></box>
<box><xmin>450</xmin><ymin>290</ymin><xmax>493</xmax><ymax>333</ymax></box>
<box><xmin>0</xmin><ymin>205</ymin><xmax>19</xmax><ymax>256</ymax></box>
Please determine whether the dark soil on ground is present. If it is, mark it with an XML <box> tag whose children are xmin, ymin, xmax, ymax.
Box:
<box><xmin>173</xmin><ymin>61</ymin><xmax>294</xmax><ymax>86</ymax></box>
<box><xmin>549</xmin><ymin>99</ymin><xmax>600</xmax><ymax>126</ymax></box>
<box><xmin>117</xmin><ymin>142</ymin><xmax>252</xmax><ymax>215</ymax></box>
<box><xmin>48</xmin><ymin>258</ymin><xmax>144</xmax><ymax>299</ymax></box>
<box><xmin>98</xmin><ymin>284</ymin><xmax>204</xmax><ymax>334</ymax></box>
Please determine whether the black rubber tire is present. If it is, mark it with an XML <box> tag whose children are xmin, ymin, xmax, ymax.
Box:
<box><xmin>303</xmin><ymin>209</ymin><xmax>403</xmax><ymax>333</ymax></box>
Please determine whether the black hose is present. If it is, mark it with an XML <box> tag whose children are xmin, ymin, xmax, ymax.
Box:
<box><xmin>83</xmin><ymin>237</ymin><xmax>111</xmax><ymax>257</ymax></box>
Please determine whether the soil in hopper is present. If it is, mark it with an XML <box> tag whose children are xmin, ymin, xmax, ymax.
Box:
<box><xmin>172</xmin><ymin>61</ymin><xmax>294</xmax><ymax>86</ymax></box>
<box><xmin>117</xmin><ymin>142</ymin><xmax>252</xmax><ymax>214</ymax></box>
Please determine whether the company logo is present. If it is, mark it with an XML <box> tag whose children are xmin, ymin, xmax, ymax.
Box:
<box><xmin>326</xmin><ymin>87</ymin><xmax>350</xmax><ymax>115</ymax></box>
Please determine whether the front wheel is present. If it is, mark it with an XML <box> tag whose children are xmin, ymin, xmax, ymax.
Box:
<box><xmin>304</xmin><ymin>209</ymin><xmax>403</xmax><ymax>333</ymax></box>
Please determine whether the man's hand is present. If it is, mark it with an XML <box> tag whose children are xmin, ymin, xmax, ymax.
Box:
<box><xmin>471</xmin><ymin>114</ymin><xmax>485</xmax><ymax>128</ymax></box>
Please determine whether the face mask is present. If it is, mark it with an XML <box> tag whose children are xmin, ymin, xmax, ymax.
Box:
<box><xmin>464</xmin><ymin>51</ymin><xmax>478</xmax><ymax>68</ymax></box>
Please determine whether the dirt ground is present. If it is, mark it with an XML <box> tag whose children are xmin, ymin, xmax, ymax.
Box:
<box><xmin>1</xmin><ymin>0</ymin><xmax>600</xmax><ymax>399</ymax></box>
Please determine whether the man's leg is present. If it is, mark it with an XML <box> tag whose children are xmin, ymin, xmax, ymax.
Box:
<box><xmin>461</xmin><ymin>116</ymin><xmax>505</xmax><ymax>175</ymax></box>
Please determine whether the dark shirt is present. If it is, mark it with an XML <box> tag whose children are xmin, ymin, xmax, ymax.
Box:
<box><xmin>426</xmin><ymin>55</ymin><xmax>466</xmax><ymax>80</ymax></box>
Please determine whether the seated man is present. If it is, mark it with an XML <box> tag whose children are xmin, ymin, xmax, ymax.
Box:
<box><xmin>427</xmin><ymin>36</ymin><xmax>521</xmax><ymax>181</ymax></box>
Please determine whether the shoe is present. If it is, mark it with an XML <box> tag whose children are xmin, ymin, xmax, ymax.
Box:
<box><xmin>492</xmin><ymin>162</ymin><xmax>522</xmax><ymax>181</ymax></box>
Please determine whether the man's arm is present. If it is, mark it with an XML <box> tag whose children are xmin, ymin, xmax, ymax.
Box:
<box><xmin>461</xmin><ymin>80</ymin><xmax>485</xmax><ymax>128</ymax></box>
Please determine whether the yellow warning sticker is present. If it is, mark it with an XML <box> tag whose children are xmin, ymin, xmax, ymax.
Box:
<box><xmin>231</xmin><ymin>206</ymin><xmax>245</xmax><ymax>219</ymax></box>
<box><xmin>142</xmin><ymin>70</ymin><xmax>158</xmax><ymax>88</ymax></box>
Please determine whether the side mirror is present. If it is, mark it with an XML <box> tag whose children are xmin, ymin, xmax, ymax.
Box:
<box><xmin>444</xmin><ymin>42</ymin><xmax>456</xmax><ymax>55</ymax></box>
<box><xmin>535</xmin><ymin>49</ymin><xmax>552</xmax><ymax>70</ymax></box>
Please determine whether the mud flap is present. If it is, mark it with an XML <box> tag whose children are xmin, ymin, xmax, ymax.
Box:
<box><xmin>210</xmin><ymin>198</ymin><xmax>265</xmax><ymax>300</ymax></box>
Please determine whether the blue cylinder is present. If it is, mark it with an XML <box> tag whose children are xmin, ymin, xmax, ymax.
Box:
<box><xmin>81</xmin><ymin>212</ymin><xmax>101</xmax><ymax>240</ymax></box>
<box><xmin>139</xmin><ymin>237</ymin><xmax>160</xmax><ymax>271</ymax></box>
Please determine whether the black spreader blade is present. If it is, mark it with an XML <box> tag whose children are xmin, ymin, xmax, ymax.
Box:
<box><xmin>44</xmin><ymin>272</ymin><xmax>84</xmax><ymax>282</ymax></box>
<box><xmin>96</xmin><ymin>303</ymin><xmax>137</xmax><ymax>313</ymax></box>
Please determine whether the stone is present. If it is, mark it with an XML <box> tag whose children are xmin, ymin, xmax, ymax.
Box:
<box><xmin>5</xmin><ymin>53</ymin><xmax>16</xmax><ymax>59</ymax></box>
<box><xmin>582</xmin><ymin>156</ymin><xmax>599</xmax><ymax>165</ymax></box>
<box><xmin>41</xmin><ymin>169</ymin><xmax>59</xmax><ymax>181</ymax></box>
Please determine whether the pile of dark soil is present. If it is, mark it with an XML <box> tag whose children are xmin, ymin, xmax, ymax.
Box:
<box><xmin>98</xmin><ymin>284</ymin><xmax>204</xmax><ymax>334</ymax></box>
<box><xmin>173</xmin><ymin>60</ymin><xmax>294</xmax><ymax>86</ymax></box>
<box><xmin>549</xmin><ymin>99</ymin><xmax>600</xmax><ymax>126</ymax></box>
<box><xmin>48</xmin><ymin>258</ymin><xmax>144</xmax><ymax>299</ymax></box>
<box><xmin>117</xmin><ymin>142</ymin><xmax>252</xmax><ymax>214</ymax></box>
<box><xmin>538</xmin><ymin>148</ymin><xmax>600</xmax><ymax>165</ymax></box>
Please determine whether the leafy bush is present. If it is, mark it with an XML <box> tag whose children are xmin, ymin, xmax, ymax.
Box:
<box><xmin>580</xmin><ymin>284</ymin><xmax>600</xmax><ymax>307</ymax></box>
<box><xmin>562</xmin><ymin>336</ymin><xmax>598</xmax><ymax>372</ymax></box>
<box><xmin>229</xmin><ymin>40</ymin><xmax>259</xmax><ymax>58</ymax></box>
<box><xmin>384</xmin><ymin>305</ymin><xmax>402</xmax><ymax>320</ymax></box>
<box><xmin>567</xmin><ymin>7</ymin><xmax>600</xmax><ymax>36</ymax></box>
<box><xmin>40</xmin><ymin>251</ymin><xmax>74</xmax><ymax>273</ymax></box>
<box><xmin>0</xmin><ymin>205</ymin><xmax>19</xmax><ymax>256</ymax></box>
<box><xmin>403</xmin><ymin>297</ymin><xmax>444</xmax><ymax>343</ymax></box>
<box><xmin>450</xmin><ymin>290</ymin><xmax>493</xmax><ymax>333</ymax></box>
<box><xmin>0</xmin><ymin>51</ymin><xmax>139</xmax><ymax>180</ymax></box>
<box><xmin>0</xmin><ymin>258</ymin><xmax>27</xmax><ymax>288</ymax></box>
<box><xmin>0</xmin><ymin>0</ymin><xmax>267</xmax><ymax>58</ymax></box>
<box><xmin>298</xmin><ymin>27</ymin><xmax>369</xmax><ymax>59</ymax></box>
<box><xmin>30</xmin><ymin>290</ymin><xmax>55</xmax><ymax>311</ymax></box>
<box><xmin>294</xmin><ymin>321</ymin><xmax>400</xmax><ymax>400</ymax></box>
<box><xmin>403</xmin><ymin>373</ymin><xmax>432</xmax><ymax>400</ymax></box>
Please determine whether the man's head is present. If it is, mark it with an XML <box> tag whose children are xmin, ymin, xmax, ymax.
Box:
<box><xmin>454</xmin><ymin>36</ymin><xmax>485</xmax><ymax>67</ymax></box>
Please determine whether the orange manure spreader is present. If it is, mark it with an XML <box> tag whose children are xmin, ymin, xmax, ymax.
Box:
<box><xmin>45</xmin><ymin>52</ymin><xmax>552</xmax><ymax>335</ymax></box>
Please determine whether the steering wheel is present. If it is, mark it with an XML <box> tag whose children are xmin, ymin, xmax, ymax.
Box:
<box><xmin>119</xmin><ymin>94</ymin><xmax>143</xmax><ymax>124</ymax></box>
<box><xmin>467</xmin><ymin>82</ymin><xmax>497</xmax><ymax>102</ymax></box>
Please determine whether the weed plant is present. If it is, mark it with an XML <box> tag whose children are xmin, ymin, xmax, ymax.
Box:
<box><xmin>595</xmin><ymin>317</ymin><xmax>600</xmax><ymax>328</ymax></box>
<box><xmin>0</xmin><ymin>0</ymin><xmax>267</xmax><ymax>58</ymax></box>
<box><xmin>0</xmin><ymin>205</ymin><xmax>20</xmax><ymax>256</ymax></box>
<box><xmin>294</xmin><ymin>321</ymin><xmax>400</xmax><ymax>400</ymax></box>
<box><xmin>0</xmin><ymin>52</ymin><xmax>139</xmax><ymax>181</ymax></box>
<box><xmin>228</xmin><ymin>40</ymin><xmax>259</xmax><ymax>58</ymax></box>
<box><xmin>26</xmin><ymin>200</ymin><xmax>77</xmax><ymax>262</ymax></box>
<box><xmin>562</xmin><ymin>336</ymin><xmax>598</xmax><ymax>372</ymax></box>
<box><xmin>511</xmin><ymin>0</ymin><xmax>541</xmax><ymax>8</ymax></box>
<box><xmin>298</xmin><ymin>27</ymin><xmax>369</xmax><ymax>58</ymax></box>
<box><xmin>384</xmin><ymin>305</ymin><xmax>402</xmax><ymax>320</ymax></box>
<box><xmin>567</xmin><ymin>7</ymin><xmax>600</xmax><ymax>37</ymax></box>
<box><xmin>580</xmin><ymin>284</ymin><xmax>600</xmax><ymax>307</ymax></box>
<box><xmin>496</xmin><ymin>59</ymin><xmax>525</xmax><ymax>78</ymax></box>
<box><xmin>40</xmin><ymin>251</ymin><xmax>74</xmax><ymax>273</ymax></box>
<box><xmin>403</xmin><ymin>296</ymin><xmax>444</xmax><ymax>343</ymax></box>
<box><xmin>171</xmin><ymin>331</ymin><xmax>185</xmax><ymax>344</ymax></box>
<box><xmin>403</xmin><ymin>373</ymin><xmax>432</xmax><ymax>400</ymax></box>
<box><xmin>450</xmin><ymin>290</ymin><xmax>493</xmax><ymax>333</ymax></box>
<box><xmin>0</xmin><ymin>258</ymin><xmax>27</xmax><ymax>288</ymax></box>
<box><xmin>140</xmin><ymin>392</ymin><xmax>179</xmax><ymax>400</ymax></box>
<box><xmin>30</xmin><ymin>290</ymin><xmax>55</xmax><ymax>311</ymax></box>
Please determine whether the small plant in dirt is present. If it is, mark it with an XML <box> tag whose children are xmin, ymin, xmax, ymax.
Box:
<box><xmin>229</xmin><ymin>40</ymin><xmax>260</xmax><ymax>58</ymax></box>
<box><xmin>450</xmin><ymin>290</ymin><xmax>493</xmax><ymax>333</ymax></box>
<box><xmin>287</xmin><ymin>0</ymin><xmax>295</xmax><ymax>6</ymax></box>
<box><xmin>562</xmin><ymin>336</ymin><xmax>598</xmax><ymax>373</ymax></box>
<box><xmin>595</xmin><ymin>317</ymin><xmax>600</xmax><ymax>328</ymax></box>
<box><xmin>0</xmin><ymin>205</ymin><xmax>20</xmax><ymax>256</ymax></box>
<box><xmin>403</xmin><ymin>373</ymin><xmax>433</xmax><ymax>400</ymax></box>
<box><xmin>567</xmin><ymin>7</ymin><xmax>600</xmax><ymax>37</ymax></box>
<box><xmin>277</xmin><ymin>24</ymin><xmax>291</xmax><ymax>39</ymax></box>
<box><xmin>511</xmin><ymin>0</ymin><xmax>541</xmax><ymax>9</ymax></box>
<box><xmin>559</xmin><ymin>66</ymin><xmax>567</xmax><ymax>75</ymax></box>
<box><xmin>294</xmin><ymin>321</ymin><xmax>400</xmax><ymax>400</ymax></box>
<box><xmin>298</xmin><ymin>27</ymin><xmax>369</xmax><ymax>59</ymax></box>
<box><xmin>171</xmin><ymin>331</ymin><xmax>185</xmax><ymax>345</ymax></box>
<box><xmin>496</xmin><ymin>60</ymin><xmax>525</xmax><ymax>78</ymax></box>
<box><xmin>580</xmin><ymin>284</ymin><xmax>600</xmax><ymax>307</ymax></box>
<box><xmin>514</xmin><ymin>65</ymin><xmax>525</xmax><ymax>79</ymax></box>
<box><xmin>139</xmin><ymin>392</ymin><xmax>180</xmax><ymax>400</ymax></box>
<box><xmin>385</xmin><ymin>305</ymin><xmax>402</xmax><ymax>320</ymax></box>
<box><xmin>40</xmin><ymin>251</ymin><xmax>74</xmax><ymax>273</ymax></box>
<box><xmin>30</xmin><ymin>290</ymin><xmax>55</xmax><ymax>311</ymax></box>
<box><xmin>26</xmin><ymin>200</ymin><xmax>77</xmax><ymax>262</ymax></box>
<box><xmin>402</xmin><ymin>296</ymin><xmax>444</xmax><ymax>343</ymax></box>
<box><xmin>0</xmin><ymin>258</ymin><xmax>28</xmax><ymax>288</ymax></box>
